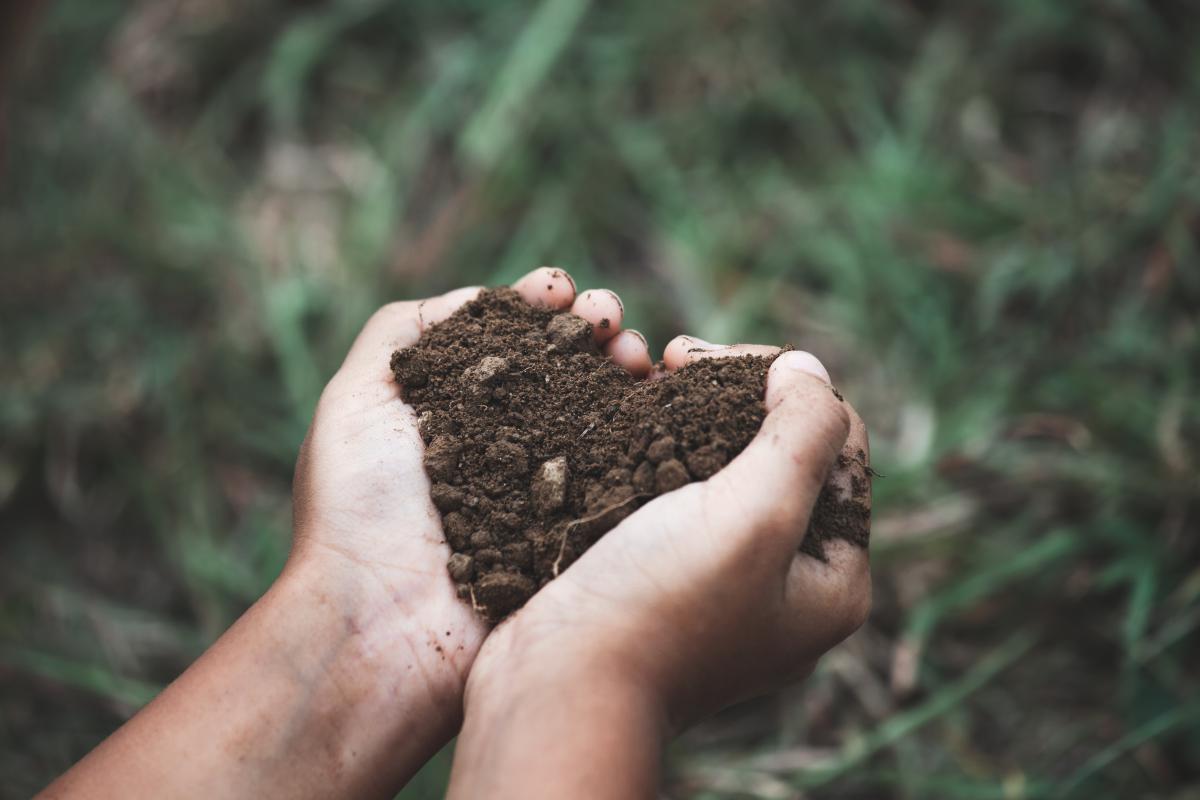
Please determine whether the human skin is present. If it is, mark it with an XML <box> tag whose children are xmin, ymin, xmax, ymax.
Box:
<box><xmin>445</xmin><ymin>338</ymin><xmax>871</xmax><ymax>799</ymax></box>
<box><xmin>38</xmin><ymin>268</ymin><xmax>648</xmax><ymax>800</ymax></box>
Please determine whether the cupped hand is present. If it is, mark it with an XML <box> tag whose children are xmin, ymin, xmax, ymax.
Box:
<box><xmin>465</xmin><ymin>332</ymin><xmax>872</xmax><ymax>729</ymax></box>
<box><xmin>287</xmin><ymin>267</ymin><xmax>651</xmax><ymax>706</ymax></box>
<box><xmin>37</xmin><ymin>267</ymin><xmax>655</xmax><ymax>800</ymax></box>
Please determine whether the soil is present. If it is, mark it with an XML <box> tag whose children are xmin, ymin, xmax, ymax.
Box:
<box><xmin>392</xmin><ymin>288</ymin><xmax>870</xmax><ymax>623</ymax></box>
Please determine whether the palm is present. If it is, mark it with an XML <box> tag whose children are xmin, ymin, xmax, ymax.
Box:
<box><xmin>295</xmin><ymin>338</ymin><xmax>488</xmax><ymax>682</ymax></box>
<box><xmin>292</xmin><ymin>269</ymin><xmax>647</xmax><ymax>685</ymax></box>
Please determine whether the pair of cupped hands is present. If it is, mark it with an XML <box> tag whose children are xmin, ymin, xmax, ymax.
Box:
<box><xmin>296</xmin><ymin>267</ymin><xmax>871</xmax><ymax>791</ymax></box>
<box><xmin>45</xmin><ymin>267</ymin><xmax>869</xmax><ymax>800</ymax></box>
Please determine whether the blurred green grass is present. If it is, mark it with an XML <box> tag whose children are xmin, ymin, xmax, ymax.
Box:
<box><xmin>2</xmin><ymin>0</ymin><xmax>1199</xmax><ymax>797</ymax></box>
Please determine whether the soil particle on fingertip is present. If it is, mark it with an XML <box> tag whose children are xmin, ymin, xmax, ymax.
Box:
<box><xmin>391</xmin><ymin>288</ymin><xmax>871</xmax><ymax>624</ymax></box>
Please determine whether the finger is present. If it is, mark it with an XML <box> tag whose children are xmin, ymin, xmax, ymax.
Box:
<box><xmin>571</xmin><ymin>288</ymin><xmax>624</xmax><ymax>344</ymax></box>
<box><xmin>513</xmin><ymin>266</ymin><xmax>576</xmax><ymax>309</ymax></box>
<box><xmin>338</xmin><ymin>286</ymin><xmax>482</xmax><ymax>381</ymax></box>
<box><xmin>662</xmin><ymin>336</ymin><xmax>783</xmax><ymax>372</ymax></box>
<box><xmin>603</xmin><ymin>329</ymin><xmax>652</xmax><ymax>378</ymax></box>
<box><xmin>702</xmin><ymin>351</ymin><xmax>851</xmax><ymax>554</ymax></box>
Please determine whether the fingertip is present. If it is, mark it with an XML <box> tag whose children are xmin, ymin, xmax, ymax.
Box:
<box><xmin>716</xmin><ymin>355</ymin><xmax>850</xmax><ymax>522</ymax></box>
<box><xmin>662</xmin><ymin>335</ymin><xmax>722</xmax><ymax>370</ymax></box>
<box><xmin>605</xmin><ymin>329</ymin><xmax>652</xmax><ymax>378</ymax></box>
<box><xmin>571</xmin><ymin>288</ymin><xmax>624</xmax><ymax>344</ymax></box>
<box><xmin>681</xmin><ymin>349</ymin><xmax>855</xmax><ymax>560</ymax></box>
<box><xmin>514</xmin><ymin>266</ymin><xmax>576</xmax><ymax>309</ymax></box>
<box><xmin>771</xmin><ymin>350</ymin><xmax>831</xmax><ymax>383</ymax></box>
<box><xmin>766</xmin><ymin>351</ymin><xmax>834</xmax><ymax>411</ymax></box>
<box><xmin>664</xmin><ymin>337</ymin><xmax>784</xmax><ymax>371</ymax></box>
<box><xmin>763</xmin><ymin>353</ymin><xmax>851</xmax><ymax>462</ymax></box>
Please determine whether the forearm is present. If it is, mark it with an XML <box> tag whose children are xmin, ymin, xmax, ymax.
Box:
<box><xmin>40</xmin><ymin>557</ymin><xmax>460</xmax><ymax>800</ymax></box>
<box><xmin>448</xmin><ymin>652</ymin><xmax>669</xmax><ymax>800</ymax></box>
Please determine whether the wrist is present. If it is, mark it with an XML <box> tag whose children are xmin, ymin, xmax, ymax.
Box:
<box><xmin>263</xmin><ymin>556</ymin><xmax>467</xmax><ymax>777</ymax></box>
<box><xmin>282</xmin><ymin>538</ymin><xmax>477</xmax><ymax>692</ymax></box>
<box><xmin>464</xmin><ymin>615</ymin><xmax>670</xmax><ymax>735</ymax></box>
<box><xmin>452</xmin><ymin>621</ymin><xmax>670</xmax><ymax>800</ymax></box>
<box><xmin>55</xmin><ymin>549</ymin><xmax>472</xmax><ymax>800</ymax></box>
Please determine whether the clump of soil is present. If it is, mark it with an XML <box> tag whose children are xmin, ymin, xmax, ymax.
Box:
<box><xmin>392</xmin><ymin>288</ymin><xmax>870</xmax><ymax>623</ymax></box>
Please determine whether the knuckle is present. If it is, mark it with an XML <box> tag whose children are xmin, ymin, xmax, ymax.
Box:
<box><xmin>665</xmin><ymin>334</ymin><xmax>690</xmax><ymax>354</ymax></box>
<box><xmin>802</xmin><ymin>396</ymin><xmax>852</xmax><ymax>478</ymax></box>
<box><xmin>817</xmin><ymin>391</ymin><xmax>853</xmax><ymax>441</ymax></box>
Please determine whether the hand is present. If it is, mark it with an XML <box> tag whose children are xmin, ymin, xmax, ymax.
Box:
<box><xmin>40</xmin><ymin>268</ymin><xmax>652</xmax><ymax>800</ymax></box>
<box><xmin>287</xmin><ymin>266</ymin><xmax>652</xmax><ymax>719</ymax></box>
<box><xmin>449</xmin><ymin>337</ymin><xmax>870</xmax><ymax>799</ymax></box>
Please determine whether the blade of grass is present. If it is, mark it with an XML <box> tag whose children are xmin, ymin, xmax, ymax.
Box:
<box><xmin>263</xmin><ymin>276</ymin><xmax>326</xmax><ymax>430</ymax></box>
<box><xmin>1136</xmin><ymin>601</ymin><xmax>1200</xmax><ymax>664</ymax></box>
<box><xmin>1121</xmin><ymin>558</ymin><xmax>1157</xmax><ymax>665</ymax></box>
<box><xmin>791</xmin><ymin>631</ymin><xmax>1037</xmax><ymax>789</ymax></box>
<box><xmin>0</xmin><ymin>645</ymin><xmax>161</xmax><ymax>710</ymax></box>
<box><xmin>906</xmin><ymin>530</ymin><xmax>1080</xmax><ymax>646</ymax></box>
<box><xmin>262</xmin><ymin>0</ymin><xmax>391</xmax><ymax>132</ymax></box>
<box><xmin>609</xmin><ymin>122</ymin><xmax>717</xmax><ymax>333</ymax></box>
<box><xmin>460</xmin><ymin>0</ymin><xmax>593</xmax><ymax>171</ymax></box>
<box><xmin>1051</xmin><ymin>702</ymin><xmax>1200</xmax><ymax>798</ymax></box>
<box><xmin>830</xmin><ymin>769</ymin><xmax>1056</xmax><ymax>799</ymax></box>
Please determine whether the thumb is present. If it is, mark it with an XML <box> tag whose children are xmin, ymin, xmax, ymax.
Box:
<box><xmin>335</xmin><ymin>287</ymin><xmax>482</xmax><ymax>385</ymax></box>
<box><xmin>703</xmin><ymin>351</ymin><xmax>851</xmax><ymax>553</ymax></box>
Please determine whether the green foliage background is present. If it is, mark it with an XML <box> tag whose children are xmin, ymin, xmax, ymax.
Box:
<box><xmin>2</xmin><ymin>0</ymin><xmax>1199</xmax><ymax>797</ymax></box>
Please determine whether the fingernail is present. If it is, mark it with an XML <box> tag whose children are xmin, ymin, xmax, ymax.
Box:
<box><xmin>776</xmin><ymin>350</ymin><xmax>831</xmax><ymax>383</ymax></box>
<box><xmin>545</xmin><ymin>266</ymin><xmax>575</xmax><ymax>293</ymax></box>
<box><xmin>624</xmin><ymin>329</ymin><xmax>647</xmax><ymax>347</ymax></box>
<box><xmin>580</xmin><ymin>288</ymin><xmax>623</xmax><ymax>315</ymax></box>
<box><xmin>602</xmin><ymin>288</ymin><xmax>624</xmax><ymax>314</ymax></box>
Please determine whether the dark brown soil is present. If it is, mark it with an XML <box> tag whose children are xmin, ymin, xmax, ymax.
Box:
<box><xmin>392</xmin><ymin>288</ymin><xmax>870</xmax><ymax>623</ymax></box>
